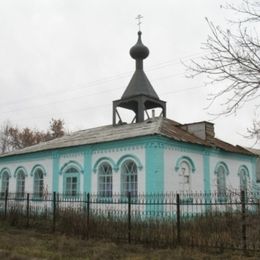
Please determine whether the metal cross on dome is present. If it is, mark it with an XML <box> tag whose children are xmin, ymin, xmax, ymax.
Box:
<box><xmin>136</xmin><ymin>14</ymin><xmax>143</xmax><ymax>31</ymax></box>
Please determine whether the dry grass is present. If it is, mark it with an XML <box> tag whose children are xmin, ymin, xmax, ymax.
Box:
<box><xmin>2</xmin><ymin>205</ymin><xmax>260</xmax><ymax>251</ymax></box>
<box><xmin>0</xmin><ymin>224</ymin><xmax>259</xmax><ymax>260</ymax></box>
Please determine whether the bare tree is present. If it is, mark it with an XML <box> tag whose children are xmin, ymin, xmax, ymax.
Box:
<box><xmin>247</xmin><ymin>117</ymin><xmax>260</xmax><ymax>140</ymax></box>
<box><xmin>0</xmin><ymin>121</ymin><xmax>12</xmax><ymax>153</ymax></box>
<box><xmin>188</xmin><ymin>0</ymin><xmax>260</xmax><ymax>139</ymax></box>
<box><xmin>49</xmin><ymin>118</ymin><xmax>65</xmax><ymax>139</ymax></box>
<box><xmin>0</xmin><ymin>118</ymin><xmax>66</xmax><ymax>154</ymax></box>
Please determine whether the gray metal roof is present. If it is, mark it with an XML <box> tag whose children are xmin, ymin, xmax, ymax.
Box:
<box><xmin>0</xmin><ymin>117</ymin><xmax>253</xmax><ymax>158</ymax></box>
<box><xmin>242</xmin><ymin>147</ymin><xmax>260</xmax><ymax>156</ymax></box>
<box><xmin>121</xmin><ymin>69</ymin><xmax>159</xmax><ymax>100</ymax></box>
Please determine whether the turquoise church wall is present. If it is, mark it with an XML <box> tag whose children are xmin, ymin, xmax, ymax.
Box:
<box><xmin>0</xmin><ymin>134</ymin><xmax>258</xmax><ymax>195</ymax></box>
<box><xmin>52</xmin><ymin>151</ymin><xmax>59</xmax><ymax>192</ymax></box>
<box><xmin>84</xmin><ymin>149</ymin><xmax>92</xmax><ymax>193</ymax></box>
<box><xmin>145</xmin><ymin>140</ymin><xmax>164</xmax><ymax>194</ymax></box>
<box><xmin>203</xmin><ymin>152</ymin><xmax>211</xmax><ymax>193</ymax></box>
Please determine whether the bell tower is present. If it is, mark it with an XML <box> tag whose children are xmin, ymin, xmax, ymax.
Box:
<box><xmin>113</xmin><ymin>31</ymin><xmax>166</xmax><ymax>125</ymax></box>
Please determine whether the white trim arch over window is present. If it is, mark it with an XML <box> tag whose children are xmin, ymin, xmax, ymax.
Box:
<box><xmin>175</xmin><ymin>156</ymin><xmax>195</xmax><ymax>193</ymax></box>
<box><xmin>121</xmin><ymin>159</ymin><xmax>138</xmax><ymax>197</ymax></box>
<box><xmin>61</xmin><ymin>162</ymin><xmax>83</xmax><ymax>197</ymax></box>
<box><xmin>98</xmin><ymin>162</ymin><xmax>113</xmax><ymax>197</ymax></box>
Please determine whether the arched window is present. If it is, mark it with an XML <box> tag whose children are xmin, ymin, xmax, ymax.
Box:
<box><xmin>16</xmin><ymin>169</ymin><xmax>26</xmax><ymax>199</ymax></box>
<box><xmin>175</xmin><ymin>156</ymin><xmax>195</xmax><ymax>193</ymax></box>
<box><xmin>215</xmin><ymin>163</ymin><xmax>228</xmax><ymax>202</ymax></box>
<box><xmin>179</xmin><ymin>161</ymin><xmax>191</xmax><ymax>192</ymax></box>
<box><xmin>64</xmin><ymin>166</ymin><xmax>80</xmax><ymax>197</ymax></box>
<box><xmin>33</xmin><ymin>168</ymin><xmax>44</xmax><ymax>199</ymax></box>
<box><xmin>240</xmin><ymin>169</ymin><xmax>248</xmax><ymax>192</ymax></box>
<box><xmin>238</xmin><ymin>166</ymin><xmax>249</xmax><ymax>195</ymax></box>
<box><xmin>1</xmin><ymin>170</ymin><xmax>9</xmax><ymax>194</ymax></box>
<box><xmin>121</xmin><ymin>159</ymin><xmax>138</xmax><ymax>197</ymax></box>
<box><xmin>98</xmin><ymin>162</ymin><xmax>112</xmax><ymax>197</ymax></box>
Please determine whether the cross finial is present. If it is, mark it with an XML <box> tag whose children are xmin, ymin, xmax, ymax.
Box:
<box><xmin>136</xmin><ymin>14</ymin><xmax>143</xmax><ymax>31</ymax></box>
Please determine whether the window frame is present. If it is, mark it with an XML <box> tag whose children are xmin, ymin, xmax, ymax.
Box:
<box><xmin>97</xmin><ymin>162</ymin><xmax>113</xmax><ymax>198</ymax></box>
<box><xmin>178</xmin><ymin>160</ymin><xmax>192</xmax><ymax>192</ymax></box>
<box><xmin>1</xmin><ymin>170</ymin><xmax>10</xmax><ymax>197</ymax></box>
<box><xmin>33</xmin><ymin>168</ymin><xmax>45</xmax><ymax>200</ymax></box>
<box><xmin>16</xmin><ymin>170</ymin><xmax>26</xmax><ymax>199</ymax></box>
<box><xmin>121</xmin><ymin>159</ymin><xmax>138</xmax><ymax>197</ymax></box>
<box><xmin>239</xmin><ymin>168</ymin><xmax>248</xmax><ymax>192</ymax></box>
<box><xmin>63</xmin><ymin>166</ymin><xmax>80</xmax><ymax>198</ymax></box>
<box><xmin>215</xmin><ymin>163</ymin><xmax>229</xmax><ymax>203</ymax></box>
<box><xmin>238</xmin><ymin>166</ymin><xmax>250</xmax><ymax>200</ymax></box>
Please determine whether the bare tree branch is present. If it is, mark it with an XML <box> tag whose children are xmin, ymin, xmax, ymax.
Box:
<box><xmin>0</xmin><ymin>118</ymin><xmax>66</xmax><ymax>154</ymax></box>
<box><xmin>186</xmin><ymin>0</ymin><xmax>260</xmax><ymax>143</ymax></box>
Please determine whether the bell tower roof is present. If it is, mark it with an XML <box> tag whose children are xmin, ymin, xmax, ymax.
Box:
<box><xmin>121</xmin><ymin>31</ymin><xmax>159</xmax><ymax>100</ymax></box>
<box><xmin>113</xmin><ymin>30</ymin><xmax>166</xmax><ymax>125</ymax></box>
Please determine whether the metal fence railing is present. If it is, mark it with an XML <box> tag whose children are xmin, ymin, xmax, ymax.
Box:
<box><xmin>1</xmin><ymin>190</ymin><xmax>260</xmax><ymax>252</ymax></box>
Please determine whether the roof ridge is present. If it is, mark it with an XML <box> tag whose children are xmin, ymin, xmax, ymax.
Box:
<box><xmin>0</xmin><ymin>117</ymin><xmax>253</xmax><ymax>158</ymax></box>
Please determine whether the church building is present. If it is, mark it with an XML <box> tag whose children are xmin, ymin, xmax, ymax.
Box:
<box><xmin>0</xmin><ymin>31</ymin><xmax>258</xmax><ymax>198</ymax></box>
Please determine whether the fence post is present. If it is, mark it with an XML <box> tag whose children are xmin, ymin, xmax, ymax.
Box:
<box><xmin>86</xmin><ymin>193</ymin><xmax>90</xmax><ymax>240</ymax></box>
<box><xmin>83</xmin><ymin>192</ymin><xmax>86</xmax><ymax>214</ymax></box>
<box><xmin>4</xmin><ymin>189</ymin><xmax>8</xmax><ymax>220</ymax></box>
<box><xmin>176</xmin><ymin>193</ymin><xmax>181</xmax><ymax>245</ymax></box>
<box><xmin>128</xmin><ymin>192</ymin><xmax>131</xmax><ymax>244</ymax></box>
<box><xmin>241</xmin><ymin>190</ymin><xmax>247</xmax><ymax>254</ymax></box>
<box><xmin>53</xmin><ymin>192</ymin><xmax>56</xmax><ymax>232</ymax></box>
<box><xmin>26</xmin><ymin>193</ymin><xmax>30</xmax><ymax>227</ymax></box>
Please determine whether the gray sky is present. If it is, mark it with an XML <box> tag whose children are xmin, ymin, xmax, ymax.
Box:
<box><xmin>0</xmin><ymin>0</ymin><xmax>258</xmax><ymax>148</ymax></box>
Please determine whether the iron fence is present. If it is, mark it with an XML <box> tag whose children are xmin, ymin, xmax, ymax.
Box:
<box><xmin>1</xmin><ymin>190</ymin><xmax>260</xmax><ymax>252</ymax></box>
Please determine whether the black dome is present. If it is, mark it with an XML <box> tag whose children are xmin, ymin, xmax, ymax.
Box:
<box><xmin>130</xmin><ymin>31</ymin><xmax>149</xmax><ymax>60</ymax></box>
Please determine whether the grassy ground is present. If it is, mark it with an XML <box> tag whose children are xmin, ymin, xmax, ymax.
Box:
<box><xmin>0</xmin><ymin>225</ymin><xmax>259</xmax><ymax>260</ymax></box>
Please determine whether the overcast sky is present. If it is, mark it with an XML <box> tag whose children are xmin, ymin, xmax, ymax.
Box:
<box><xmin>0</xmin><ymin>0</ymin><xmax>259</xmax><ymax>148</ymax></box>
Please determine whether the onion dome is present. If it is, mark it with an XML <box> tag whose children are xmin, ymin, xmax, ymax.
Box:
<box><xmin>130</xmin><ymin>31</ymin><xmax>149</xmax><ymax>60</ymax></box>
<box><xmin>112</xmin><ymin>30</ymin><xmax>166</xmax><ymax>125</ymax></box>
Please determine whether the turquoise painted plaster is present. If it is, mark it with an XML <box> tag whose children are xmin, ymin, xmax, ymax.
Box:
<box><xmin>203</xmin><ymin>153</ymin><xmax>211</xmax><ymax>193</ymax></box>
<box><xmin>58</xmin><ymin>146</ymin><xmax>86</xmax><ymax>155</ymax></box>
<box><xmin>252</xmin><ymin>161</ymin><xmax>259</xmax><ymax>193</ymax></box>
<box><xmin>84</xmin><ymin>149</ymin><xmax>92</xmax><ymax>193</ymax></box>
<box><xmin>30</xmin><ymin>164</ymin><xmax>47</xmax><ymax>177</ymax></box>
<box><xmin>59</xmin><ymin>160</ymin><xmax>84</xmax><ymax>175</ymax></box>
<box><xmin>250</xmin><ymin>157</ymin><xmax>257</xmax><ymax>186</ymax></box>
<box><xmin>92</xmin><ymin>136</ymin><xmax>147</xmax><ymax>151</ymax></box>
<box><xmin>117</xmin><ymin>154</ymin><xmax>143</xmax><ymax>171</ymax></box>
<box><xmin>0</xmin><ymin>167</ymin><xmax>11</xmax><ymax>178</ymax></box>
<box><xmin>52</xmin><ymin>152</ymin><xmax>59</xmax><ymax>192</ymax></box>
<box><xmin>175</xmin><ymin>156</ymin><xmax>196</xmax><ymax>173</ymax></box>
<box><xmin>93</xmin><ymin>157</ymin><xmax>117</xmax><ymax>173</ymax></box>
<box><xmin>145</xmin><ymin>142</ymin><xmax>164</xmax><ymax>194</ymax></box>
<box><xmin>0</xmin><ymin>150</ymin><xmax>52</xmax><ymax>163</ymax></box>
<box><xmin>207</xmin><ymin>149</ymin><xmax>255</xmax><ymax>162</ymax></box>
<box><xmin>156</xmin><ymin>136</ymin><xmax>254</xmax><ymax>162</ymax></box>
<box><xmin>14</xmin><ymin>166</ymin><xmax>28</xmax><ymax>177</ymax></box>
